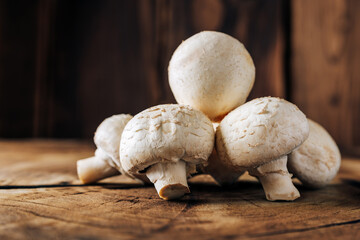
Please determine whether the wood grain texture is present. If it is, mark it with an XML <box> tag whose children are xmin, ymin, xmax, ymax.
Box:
<box><xmin>0</xmin><ymin>140</ymin><xmax>359</xmax><ymax>240</ymax></box>
<box><xmin>0</xmin><ymin>0</ymin><xmax>39</xmax><ymax>137</ymax></box>
<box><xmin>291</xmin><ymin>0</ymin><xmax>360</xmax><ymax>156</ymax></box>
<box><xmin>33</xmin><ymin>0</ymin><xmax>56</xmax><ymax>137</ymax></box>
<box><xmin>0</xmin><ymin>0</ymin><xmax>285</xmax><ymax>139</ymax></box>
<box><xmin>49</xmin><ymin>0</ymin><xmax>159</xmax><ymax>138</ymax></box>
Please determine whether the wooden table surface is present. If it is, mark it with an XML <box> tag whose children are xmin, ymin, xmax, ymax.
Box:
<box><xmin>0</xmin><ymin>140</ymin><xmax>359</xmax><ymax>240</ymax></box>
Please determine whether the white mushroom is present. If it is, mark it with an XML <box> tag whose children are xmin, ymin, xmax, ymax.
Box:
<box><xmin>168</xmin><ymin>31</ymin><xmax>254</xmax><ymax>183</ymax></box>
<box><xmin>168</xmin><ymin>31</ymin><xmax>255</xmax><ymax>122</ymax></box>
<box><xmin>200</xmin><ymin>149</ymin><xmax>244</xmax><ymax>186</ymax></box>
<box><xmin>77</xmin><ymin>114</ymin><xmax>132</xmax><ymax>184</ymax></box>
<box><xmin>288</xmin><ymin>119</ymin><xmax>341</xmax><ymax>188</ymax></box>
<box><xmin>196</xmin><ymin>123</ymin><xmax>244</xmax><ymax>185</ymax></box>
<box><xmin>248</xmin><ymin>156</ymin><xmax>299</xmax><ymax>201</ymax></box>
<box><xmin>120</xmin><ymin>104</ymin><xmax>214</xmax><ymax>200</ymax></box>
<box><xmin>216</xmin><ymin>97</ymin><xmax>309</xmax><ymax>201</ymax></box>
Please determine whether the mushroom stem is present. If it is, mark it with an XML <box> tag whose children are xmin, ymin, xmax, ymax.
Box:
<box><xmin>146</xmin><ymin>160</ymin><xmax>190</xmax><ymax>200</ymax></box>
<box><xmin>77</xmin><ymin>156</ymin><xmax>119</xmax><ymax>184</ymax></box>
<box><xmin>204</xmin><ymin>149</ymin><xmax>243</xmax><ymax>186</ymax></box>
<box><xmin>249</xmin><ymin>155</ymin><xmax>300</xmax><ymax>201</ymax></box>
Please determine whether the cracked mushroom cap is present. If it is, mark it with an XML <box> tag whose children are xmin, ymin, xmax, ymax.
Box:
<box><xmin>288</xmin><ymin>119</ymin><xmax>341</xmax><ymax>188</ymax></box>
<box><xmin>120</xmin><ymin>104</ymin><xmax>215</xmax><ymax>175</ymax></box>
<box><xmin>168</xmin><ymin>31</ymin><xmax>255</xmax><ymax>122</ymax></box>
<box><xmin>94</xmin><ymin>114</ymin><xmax>133</xmax><ymax>171</ymax></box>
<box><xmin>216</xmin><ymin>97</ymin><xmax>309</xmax><ymax>170</ymax></box>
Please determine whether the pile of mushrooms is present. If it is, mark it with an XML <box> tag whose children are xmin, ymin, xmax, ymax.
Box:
<box><xmin>77</xmin><ymin>31</ymin><xmax>341</xmax><ymax>201</ymax></box>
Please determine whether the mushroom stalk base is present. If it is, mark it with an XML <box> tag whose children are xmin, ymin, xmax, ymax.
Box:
<box><xmin>77</xmin><ymin>156</ymin><xmax>119</xmax><ymax>184</ymax></box>
<box><xmin>146</xmin><ymin>160</ymin><xmax>190</xmax><ymax>200</ymax></box>
<box><xmin>249</xmin><ymin>156</ymin><xmax>300</xmax><ymax>201</ymax></box>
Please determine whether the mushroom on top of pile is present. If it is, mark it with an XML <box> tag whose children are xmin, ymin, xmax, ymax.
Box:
<box><xmin>77</xmin><ymin>31</ymin><xmax>341</xmax><ymax>201</ymax></box>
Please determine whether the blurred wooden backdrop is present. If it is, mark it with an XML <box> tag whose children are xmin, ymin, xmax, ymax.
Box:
<box><xmin>0</xmin><ymin>0</ymin><xmax>359</xmax><ymax>156</ymax></box>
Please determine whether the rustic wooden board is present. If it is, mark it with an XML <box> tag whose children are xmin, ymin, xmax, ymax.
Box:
<box><xmin>0</xmin><ymin>140</ymin><xmax>359</xmax><ymax>239</ymax></box>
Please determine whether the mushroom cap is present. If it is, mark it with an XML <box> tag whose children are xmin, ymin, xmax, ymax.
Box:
<box><xmin>168</xmin><ymin>31</ymin><xmax>255</xmax><ymax>121</ymax></box>
<box><xmin>120</xmin><ymin>104</ymin><xmax>215</xmax><ymax>175</ymax></box>
<box><xmin>94</xmin><ymin>114</ymin><xmax>133</xmax><ymax>170</ymax></box>
<box><xmin>288</xmin><ymin>119</ymin><xmax>341</xmax><ymax>188</ymax></box>
<box><xmin>216</xmin><ymin>97</ymin><xmax>309</xmax><ymax>170</ymax></box>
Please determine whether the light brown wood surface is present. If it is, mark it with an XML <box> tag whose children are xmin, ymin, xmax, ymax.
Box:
<box><xmin>291</xmin><ymin>0</ymin><xmax>360</xmax><ymax>156</ymax></box>
<box><xmin>0</xmin><ymin>140</ymin><xmax>359</xmax><ymax>240</ymax></box>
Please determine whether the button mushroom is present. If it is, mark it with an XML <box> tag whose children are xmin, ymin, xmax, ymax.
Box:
<box><xmin>120</xmin><ymin>104</ymin><xmax>214</xmax><ymax>200</ymax></box>
<box><xmin>77</xmin><ymin>114</ymin><xmax>132</xmax><ymax>184</ymax></box>
<box><xmin>196</xmin><ymin>123</ymin><xmax>244</xmax><ymax>186</ymax></box>
<box><xmin>168</xmin><ymin>31</ymin><xmax>254</xmax><ymax>184</ymax></box>
<box><xmin>200</xmin><ymin>149</ymin><xmax>245</xmax><ymax>186</ymax></box>
<box><xmin>168</xmin><ymin>31</ymin><xmax>255</xmax><ymax>122</ymax></box>
<box><xmin>288</xmin><ymin>119</ymin><xmax>341</xmax><ymax>188</ymax></box>
<box><xmin>216</xmin><ymin>97</ymin><xmax>309</xmax><ymax>201</ymax></box>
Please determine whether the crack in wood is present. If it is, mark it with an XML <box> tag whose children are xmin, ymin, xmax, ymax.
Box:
<box><xmin>115</xmin><ymin>197</ymin><xmax>140</xmax><ymax>204</ymax></box>
<box><xmin>0</xmin><ymin>183</ymin><xmax>141</xmax><ymax>190</ymax></box>
<box><xmin>0</xmin><ymin>204</ymin><xmax>118</xmax><ymax>230</ymax></box>
<box><xmin>240</xmin><ymin>197</ymin><xmax>262</xmax><ymax>208</ymax></box>
<box><xmin>16</xmin><ymin>208</ymin><xmax>118</xmax><ymax>230</ymax></box>
<box><xmin>7</xmin><ymin>199</ymin><xmax>70</xmax><ymax>210</ymax></box>
<box><xmin>245</xmin><ymin>219</ymin><xmax>360</xmax><ymax>238</ymax></box>
<box><xmin>154</xmin><ymin>200</ymin><xmax>196</xmax><ymax>233</ymax></box>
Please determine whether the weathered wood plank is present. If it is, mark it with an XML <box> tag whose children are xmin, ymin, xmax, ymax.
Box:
<box><xmin>0</xmin><ymin>0</ymin><xmax>39</xmax><ymax>137</ymax></box>
<box><xmin>0</xmin><ymin>140</ymin><xmax>359</xmax><ymax>239</ymax></box>
<box><xmin>32</xmin><ymin>0</ymin><xmax>56</xmax><ymax>137</ymax></box>
<box><xmin>291</xmin><ymin>0</ymin><xmax>360</xmax><ymax>156</ymax></box>
<box><xmin>0</xmin><ymin>0</ymin><xmax>285</xmax><ymax>139</ymax></box>
<box><xmin>50</xmin><ymin>0</ymin><xmax>158</xmax><ymax>138</ymax></box>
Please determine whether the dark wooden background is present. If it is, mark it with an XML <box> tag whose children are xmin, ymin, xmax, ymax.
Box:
<box><xmin>0</xmin><ymin>0</ymin><xmax>359</xmax><ymax>156</ymax></box>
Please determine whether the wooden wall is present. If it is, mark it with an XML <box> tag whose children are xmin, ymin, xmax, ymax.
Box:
<box><xmin>0</xmin><ymin>0</ymin><xmax>359</xmax><ymax>156</ymax></box>
<box><xmin>291</xmin><ymin>0</ymin><xmax>360</xmax><ymax>156</ymax></box>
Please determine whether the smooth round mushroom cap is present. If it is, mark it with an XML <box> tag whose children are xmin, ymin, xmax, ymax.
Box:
<box><xmin>168</xmin><ymin>31</ymin><xmax>255</xmax><ymax>121</ymax></box>
<box><xmin>94</xmin><ymin>114</ymin><xmax>133</xmax><ymax>169</ymax></box>
<box><xmin>120</xmin><ymin>104</ymin><xmax>215</xmax><ymax>175</ymax></box>
<box><xmin>216</xmin><ymin>97</ymin><xmax>309</xmax><ymax>170</ymax></box>
<box><xmin>288</xmin><ymin>119</ymin><xmax>341</xmax><ymax>188</ymax></box>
